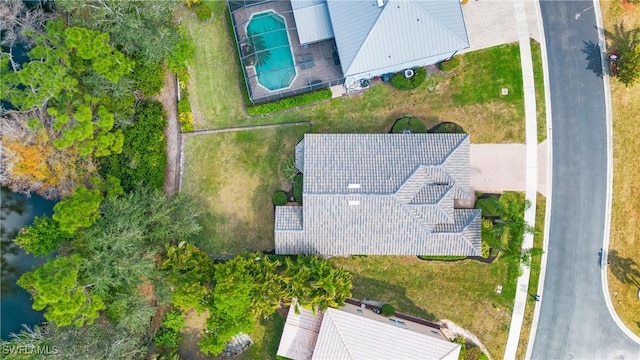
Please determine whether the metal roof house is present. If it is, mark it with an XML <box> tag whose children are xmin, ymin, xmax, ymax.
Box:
<box><xmin>228</xmin><ymin>0</ymin><xmax>469</xmax><ymax>103</ymax></box>
<box><xmin>277</xmin><ymin>299</ymin><xmax>461</xmax><ymax>360</ymax></box>
<box><xmin>274</xmin><ymin>133</ymin><xmax>482</xmax><ymax>256</ymax></box>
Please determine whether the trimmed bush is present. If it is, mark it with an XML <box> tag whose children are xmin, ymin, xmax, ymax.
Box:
<box><xmin>132</xmin><ymin>61</ymin><xmax>165</xmax><ymax>96</ymax></box>
<box><xmin>439</xmin><ymin>56</ymin><xmax>460</xmax><ymax>72</ymax></box>
<box><xmin>273</xmin><ymin>191</ymin><xmax>288</xmax><ymax>206</ymax></box>
<box><xmin>391</xmin><ymin>116</ymin><xmax>427</xmax><ymax>134</ymax></box>
<box><xmin>247</xmin><ymin>89</ymin><xmax>332</xmax><ymax>116</ymax></box>
<box><xmin>390</xmin><ymin>67</ymin><xmax>427</xmax><ymax>90</ymax></box>
<box><xmin>195</xmin><ymin>4</ymin><xmax>212</xmax><ymax>21</ymax></box>
<box><xmin>293</xmin><ymin>173</ymin><xmax>303</xmax><ymax>204</ymax></box>
<box><xmin>381</xmin><ymin>304</ymin><xmax>395</xmax><ymax>317</ymax></box>
<box><xmin>428</xmin><ymin>122</ymin><xmax>465</xmax><ymax>134</ymax></box>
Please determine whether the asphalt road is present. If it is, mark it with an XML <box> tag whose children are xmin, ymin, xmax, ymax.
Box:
<box><xmin>531</xmin><ymin>1</ymin><xmax>640</xmax><ymax>359</ymax></box>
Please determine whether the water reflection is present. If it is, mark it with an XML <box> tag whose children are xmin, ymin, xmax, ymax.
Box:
<box><xmin>0</xmin><ymin>187</ymin><xmax>55</xmax><ymax>339</ymax></box>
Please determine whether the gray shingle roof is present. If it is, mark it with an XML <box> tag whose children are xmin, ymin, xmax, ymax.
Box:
<box><xmin>275</xmin><ymin>134</ymin><xmax>481</xmax><ymax>256</ymax></box>
<box><xmin>326</xmin><ymin>0</ymin><xmax>469</xmax><ymax>78</ymax></box>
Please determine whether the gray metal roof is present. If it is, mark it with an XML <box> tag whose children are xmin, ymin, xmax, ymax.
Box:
<box><xmin>326</xmin><ymin>0</ymin><xmax>469</xmax><ymax>78</ymax></box>
<box><xmin>291</xmin><ymin>0</ymin><xmax>334</xmax><ymax>44</ymax></box>
<box><xmin>275</xmin><ymin>134</ymin><xmax>481</xmax><ymax>256</ymax></box>
<box><xmin>312</xmin><ymin>308</ymin><xmax>461</xmax><ymax>360</ymax></box>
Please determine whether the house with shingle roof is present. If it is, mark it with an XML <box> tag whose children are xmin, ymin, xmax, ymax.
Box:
<box><xmin>274</xmin><ymin>133</ymin><xmax>482</xmax><ymax>256</ymax></box>
<box><xmin>277</xmin><ymin>299</ymin><xmax>461</xmax><ymax>360</ymax></box>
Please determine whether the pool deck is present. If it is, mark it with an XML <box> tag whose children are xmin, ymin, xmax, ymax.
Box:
<box><xmin>230</xmin><ymin>1</ymin><xmax>343</xmax><ymax>102</ymax></box>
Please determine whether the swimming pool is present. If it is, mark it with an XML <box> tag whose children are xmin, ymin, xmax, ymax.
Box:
<box><xmin>246</xmin><ymin>11</ymin><xmax>297</xmax><ymax>91</ymax></box>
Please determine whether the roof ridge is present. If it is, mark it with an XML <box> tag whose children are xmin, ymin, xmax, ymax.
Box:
<box><xmin>341</xmin><ymin>5</ymin><xmax>386</xmax><ymax>77</ymax></box>
<box><xmin>411</xmin><ymin>0</ymin><xmax>470</xmax><ymax>46</ymax></box>
<box><xmin>457</xmin><ymin>209</ymin><xmax>482</xmax><ymax>255</ymax></box>
<box><xmin>325</xmin><ymin>309</ymin><xmax>356</xmax><ymax>360</ymax></box>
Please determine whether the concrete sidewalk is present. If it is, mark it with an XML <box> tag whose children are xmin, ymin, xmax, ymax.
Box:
<box><xmin>502</xmin><ymin>0</ymin><xmax>544</xmax><ymax>358</ymax></box>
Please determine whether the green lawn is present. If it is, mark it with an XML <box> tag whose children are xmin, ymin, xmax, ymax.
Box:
<box><xmin>239</xmin><ymin>313</ymin><xmax>285</xmax><ymax>360</ymax></box>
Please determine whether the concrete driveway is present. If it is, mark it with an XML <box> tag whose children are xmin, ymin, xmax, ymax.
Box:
<box><xmin>470</xmin><ymin>142</ymin><xmax>548</xmax><ymax>196</ymax></box>
<box><xmin>460</xmin><ymin>0</ymin><xmax>541</xmax><ymax>53</ymax></box>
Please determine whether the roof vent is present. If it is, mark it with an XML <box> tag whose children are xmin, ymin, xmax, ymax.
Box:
<box><xmin>348</xmin><ymin>200</ymin><xmax>361</xmax><ymax>206</ymax></box>
<box><xmin>376</xmin><ymin>0</ymin><xmax>385</xmax><ymax>8</ymax></box>
<box><xmin>348</xmin><ymin>184</ymin><xmax>361</xmax><ymax>189</ymax></box>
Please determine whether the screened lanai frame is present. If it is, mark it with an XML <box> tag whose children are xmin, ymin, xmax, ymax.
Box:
<box><xmin>228</xmin><ymin>0</ymin><xmax>344</xmax><ymax>104</ymax></box>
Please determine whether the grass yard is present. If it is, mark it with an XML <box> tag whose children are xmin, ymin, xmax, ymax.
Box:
<box><xmin>516</xmin><ymin>194</ymin><xmax>546</xmax><ymax>359</ymax></box>
<box><xmin>238</xmin><ymin>313</ymin><xmax>286</xmax><ymax>360</ymax></box>
<box><xmin>180</xmin><ymin>3</ymin><xmax>546</xmax><ymax>145</ymax></box>
<box><xmin>601</xmin><ymin>1</ymin><xmax>640</xmax><ymax>338</ymax></box>
<box><xmin>182</xmin><ymin>125</ymin><xmax>308</xmax><ymax>255</ymax></box>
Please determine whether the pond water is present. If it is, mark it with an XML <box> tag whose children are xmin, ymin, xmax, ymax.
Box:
<box><xmin>1</xmin><ymin>187</ymin><xmax>55</xmax><ymax>339</ymax></box>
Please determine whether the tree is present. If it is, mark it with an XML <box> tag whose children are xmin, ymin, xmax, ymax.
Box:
<box><xmin>52</xmin><ymin>186</ymin><xmax>103</xmax><ymax>234</ymax></box>
<box><xmin>79</xmin><ymin>187</ymin><xmax>201</xmax><ymax>297</ymax></box>
<box><xmin>161</xmin><ymin>242</ymin><xmax>214</xmax><ymax>285</ymax></box>
<box><xmin>56</xmin><ymin>0</ymin><xmax>182</xmax><ymax>64</ymax></box>
<box><xmin>283</xmin><ymin>256</ymin><xmax>352</xmax><ymax>314</ymax></box>
<box><xmin>245</xmin><ymin>254</ymin><xmax>287</xmax><ymax>318</ymax></box>
<box><xmin>1</xmin><ymin>322</ymin><xmax>148</xmax><ymax>360</ymax></box>
<box><xmin>617</xmin><ymin>45</ymin><xmax>640</xmax><ymax>86</ymax></box>
<box><xmin>14</xmin><ymin>216</ymin><xmax>70</xmax><ymax>255</ymax></box>
<box><xmin>199</xmin><ymin>257</ymin><xmax>255</xmax><ymax>356</ymax></box>
<box><xmin>17</xmin><ymin>255</ymin><xmax>105</xmax><ymax>327</ymax></box>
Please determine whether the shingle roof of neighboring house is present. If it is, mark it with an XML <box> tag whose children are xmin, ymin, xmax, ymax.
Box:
<box><xmin>311</xmin><ymin>308</ymin><xmax>461</xmax><ymax>360</ymax></box>
<box><xmin>325</xmin><ymin>0</ymin><xmax>469</xmax><ymax>78</ymax></box>
<box><xmin>275</xmin><ymin>134</ymin><xmax>482</xmax><ymax>256</ymax></box>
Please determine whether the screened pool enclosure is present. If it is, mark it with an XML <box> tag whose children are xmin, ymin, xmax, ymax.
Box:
<box><xmin>228</xmin><ymin>0</ymin><xmax>344</xmax><ymax>104</ymax></box>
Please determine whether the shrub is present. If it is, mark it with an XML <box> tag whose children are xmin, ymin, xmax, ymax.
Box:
<box><xmin>272</xmin><ymin>191</ymin><xmax>288</xmax><ymax>206</ymax></box>
<box><xmin>381</xmin><ymin>304</ymin><xmax>395</xmax><ymax>317</ymax></box>
<box><xmin>179</xmin><ymin>112</ymin><xmax>194</xmax><ymax>132</ymax></box>
<box><xmin>391</xmin><ymin>116</ymin><xmax>427</xmax><ymax>133</ymax></box>
<box><xmin>172</xmin><ymin>281</ymin><xmax>207</xmax><ymax>312</ymax></box>
<box><xmin>293</xmin><ymin>173</ymin><xmax>303</xmax><ymax>204</ymax></box>
<box><xmin>439</xmin><ymin>56</ymin><xmax>460</xmax><ymax>71</ymax></box>
<box><xmin>454</xmin><ymin>337</ymin><xmax>467</xmax><ymax>360</ymax></box>
<box><xmin>481</xmin><ymin>238</ymin><xmax>490</xmax><ymax>258</ymax></box>
<box><xmin>195</xmin><ymin>4</ymin><xmax>212</xmax><ymax>21</ymax></box>
<box><xmin>162</xmin><ymin>310</ymin><xmax>186</xmax><ymax>332</ymax></box>
<box><xmin>167</xmin><ymin>30</ymin><xmax>194</xmax><ymax>81</ymax></box>
<box><xmin>132</xmin><ymin>61</ymin><xmax>165</xmax><ymax>96</ymax></box>
<box><xmin>247</xmin><ymin>89</ymin><xmax>332</xmax><ymax>115</ymax></box>
<box><xmin>428</xmin><ymin>121</ymin><xmax>465</xmax><ymax>134</ymax></box>
<box><xmin>154</xmin><ymin>328</ymin><xmax>182</xmax><ymax>349</ymax></box>
<box><xmin>464</xmin><ymin>345</ymin><xmax>484</xmax><ymax>360</ymax></box>
<box><xmin>390</xmin><ymin>67</ymin><xmax>427</xmax><ymax>90</ymax></box>
<box><xmin>184</xmin><ymin>0</ymin><xmax>200</xmax><ymax>8</ymax></box>
<box><xmin>14</xmin><ymin>216</ymin><xmax>70</xmax><ymax>255</ymax></box>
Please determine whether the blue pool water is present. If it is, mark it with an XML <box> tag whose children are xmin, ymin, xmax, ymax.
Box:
<box><xmin>247</xmin><ymin>12</ymin><xmax>296</xmax><ymax>91</ymax></box>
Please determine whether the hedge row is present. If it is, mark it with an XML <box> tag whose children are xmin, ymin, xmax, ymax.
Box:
<box><xmin>178</xmin><ymin>88</ymin><xmax>194</xmax><ymax>132</ymax></box>
<box><xmin>247</xmin><ymin>89</ymin><xmax>332</xmax><ymax>116</ymax></box>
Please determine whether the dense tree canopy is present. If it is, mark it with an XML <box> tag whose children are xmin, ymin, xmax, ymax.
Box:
<box><xmin>17</xmin><ymin>255</ymin><xmax>105</xmax><ymax>327</ymax></box>
<box><xmin>56</xmin><ymin>0</ymin><xmax>181</xmax><ymax>64</ymax></box>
